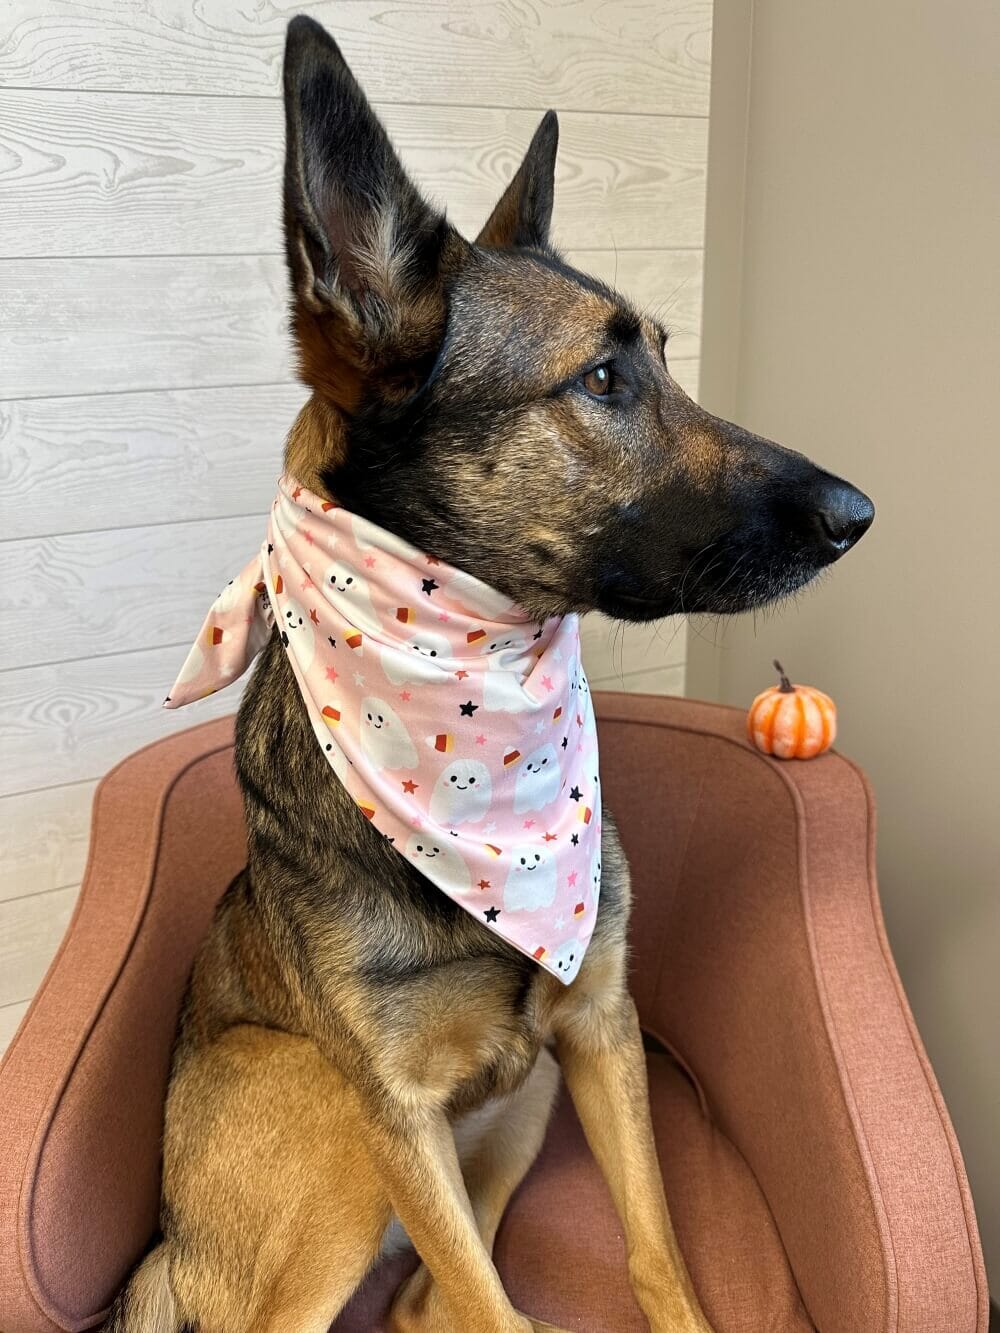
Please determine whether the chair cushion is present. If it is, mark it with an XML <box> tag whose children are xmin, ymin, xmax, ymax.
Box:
<box><xmin>334</xmin><ymin>1052</ymin><xmax>813</xmax><ymax>1331</ymax></box>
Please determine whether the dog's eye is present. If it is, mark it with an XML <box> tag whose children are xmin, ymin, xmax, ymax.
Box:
<box><xmin>582</xmin><ymin>364</ymin><xmax>613</xmax><ymax>397</ymax></box>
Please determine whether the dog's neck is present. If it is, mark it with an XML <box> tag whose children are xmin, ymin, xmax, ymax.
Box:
<box><xmin>284</xmin><ymin>395</ymin><xmax>347</xmax><ymax>501</ymax></box>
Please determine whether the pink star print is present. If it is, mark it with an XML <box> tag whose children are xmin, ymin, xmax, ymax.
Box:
<box><xmin>541</xmin><ymin>675</ymin><xmax>554</xmax><ymax>692</ymax></box>
<box><xmin>543</xmin><ymin>831</ymin><xmax>558</xmax><ymax>842</ymax></box>
<box><xmin>567</xmin><ymin>871</ymin><xmax>578</xmax><ymax>887</ymax></box>
<box><xmin>304</xmin><ymin>530</ymin><xmax>314</xmax><ymax>545</ymax></box>
<box><xmin>300</xmin><ymin>576</ymin><xmax>314</xmax><ymax>591</ymax></box>
<box><xmin>523</xmin><ymin>819</ymin><xmax>535</xmax><ymax>830</ymax></box>
<box><xmin>364</xmin><ymin>555</ymin><xmax>376</xmax><ymax>568</ymax></box>
<box><xmin>324</xmin><ymin>666</ymin><xmax>338</xmax><ymax>683</ymax></box>
<box><xmin>400</xmin><ymin>690</ymin><xmax>412</xmax><ymax>702</ymax></box>
<box><xmin>437</xmin><ymin>611</ymin><xmax>451</xmax><ymax>622</ymax></box>
<box><xmin>475</xmin><ymin>734</ymin><xmax>487</xmax><ymax>745</ymax></box>
<box><xmin>292</xmin><ymin>486</ymin><xmax>302</xmax><ymax>500</ymax></box>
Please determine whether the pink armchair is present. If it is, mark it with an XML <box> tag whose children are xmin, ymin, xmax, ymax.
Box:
<box><xmin>0</xmin><ymin>694</ymin><xmax>988</xmax><ymax>1331</ymax></box>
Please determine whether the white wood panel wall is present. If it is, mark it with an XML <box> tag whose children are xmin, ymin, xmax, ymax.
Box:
<box><xmin>0</xmin><ymin>0</ymin><xmax>710</xmax><ymax>1055</ymax></box>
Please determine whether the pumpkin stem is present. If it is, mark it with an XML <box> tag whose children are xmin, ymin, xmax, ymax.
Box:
<box><xmin>773</xmin><ymin>659</ymin><xmax>794</xmax><ymax>693</ymax></box>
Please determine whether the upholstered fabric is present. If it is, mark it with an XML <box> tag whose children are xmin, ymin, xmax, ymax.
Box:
<box><xmin>0</xmin><ymin>697</ymin><xmax>989</xmax><ymax>1332</ymax></box>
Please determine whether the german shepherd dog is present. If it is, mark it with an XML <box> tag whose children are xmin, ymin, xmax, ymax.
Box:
<box><xmin>104</xmin><ymin>16</ymin><xmax>872</xmax><ymax>1333</ymax></box>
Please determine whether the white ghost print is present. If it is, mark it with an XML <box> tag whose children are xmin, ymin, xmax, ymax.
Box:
<box><xmin>446</xmin><ymin>568</ymin><xmax>517</xmax><ymax>619</ymax></box>
<box><xmin>578</xmin><ymin>671</ymin><xmax>597</xmax><ymax>738</ymax></box>
<box><xmin>352</xmin><ymin>512</ymin><xmax>423</xmax><ymax>564</ymax></box>
<box><xmin>211</xmin><ymin>578</ymin><xmax>243</xmax><ymax>615</ymax></box>
<box><xmin>428</xmin><ymin>759</ymin><xmax>492</xmax><ymax>826</ymax></box>
<box><xmin>172</xmin><ymin>641</ymin><xmax>205</xmax><ymax>688</ymax></box>
<box><xmin>279</xmin><ymin>598</ymin><xmax>315</xmax><ymax>671</ymax></box>
<box><xmin>359</xmin><ymin>696</ymin><xmax>417</xmax><ymax>770</ymax></box>
<box><xmin>589</xmin><ymin>849</ymin><xmax>602</xmax><ymax>903</ymax></box>
<box><xmin>503</xmin><ymin>844</ymin><xmax>558</xmax><ymax>913</ymax></box>
<box><xmin>381</xmin><ymin>628</ymin><xmax>454</xmax><ymax>686</ymax></box>
<box><xmin>482</xmin><ymin>653</ymin><xmax>536</xmax><ymax>713</ymax></box>
<box><xmin>323</xmin><ymin>558</ymin><xmax>379</xmax><ymax>631</ymax></box>
<box><xmin>404</xmin><ymin>832</ymin><xmax>472</xmax><ymax>896</ymax></box>
<box><xmin>512</xmin><ymin>744</ymin><xmax>561</xmax><ymax>813</ymax></box>
<box><xmin>550</xmin><ymin>936</ymin><xmax>584</xmax><ymax>983</ymax></box>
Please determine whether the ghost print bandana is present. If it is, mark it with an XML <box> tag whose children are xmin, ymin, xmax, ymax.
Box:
<box><xmin>166</xmin><ymin>476</ymin><xmax>601</xmax><ymax>984</ymax></box>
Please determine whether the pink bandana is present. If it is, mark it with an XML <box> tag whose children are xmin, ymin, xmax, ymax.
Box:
<box><xmin>166</xmin><ymin>476</ymin><xmax>601</xmax><ymax>984</ymax></box>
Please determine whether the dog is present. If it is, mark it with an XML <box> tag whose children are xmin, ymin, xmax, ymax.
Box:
<box><xmin>102</xmin><ymin>15</ymin><xmax>873</xmax><ymax>1332</ymax></box>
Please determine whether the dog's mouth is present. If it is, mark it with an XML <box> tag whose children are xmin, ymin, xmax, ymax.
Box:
<box><xmin>594</xmin><ymin>548</ymin><xmax>828</xmax><ymax>623</ymax></box>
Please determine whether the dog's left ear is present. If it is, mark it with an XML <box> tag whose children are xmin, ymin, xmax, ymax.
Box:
<box><xmin>476</xmin><ymin>111</ymin><xmax>559</xmax><ymax>250</ymax></box>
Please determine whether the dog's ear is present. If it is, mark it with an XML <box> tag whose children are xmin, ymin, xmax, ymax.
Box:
<box><xmin>282</xmin><ymin>16</ymin><xmax>466</xmax><ymax>407</ymax></box>
<box><xmin>476</xmin><ymin>111</ymin><xmax>559</xmax><ymax>250</ymax></box>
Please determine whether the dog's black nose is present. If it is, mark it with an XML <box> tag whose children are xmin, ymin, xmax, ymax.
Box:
<box><xmin>809</xmin><ymin>476</ymin><xmax>875</xmax><ymax>558</ymax></box>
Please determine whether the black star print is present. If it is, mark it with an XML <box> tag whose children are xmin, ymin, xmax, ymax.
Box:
<box><xmin>571</xmin><ymin>833</ymin><xmax>580</xmax><ymax>846</ymax></box>
<box><xmin>328</xmin><ymin>636</ymin><xmax>337</xmax><ymax>648</ymax></box>
<box><xmin>459</xmin><ymin>700</ymin><xmax>479</xmax><ymax>717</ymax></box>
<box><xmin>561</xmin><ymin>736</ymin><xmax>569</xmax><ymax>750</ymax></box>
<box><xmin>421</xmin><ymin>577</ymin><xmax>439</xmax><ymax>595</ymax></box>
<box><xmin>267</xmin><ymin>543</ymin><xmax>274</xmax><ymax>554</ymax></box>
<box><xmin>484</xmin><ymin>905</ymin><xmax>500</xmax><ymax>923</ymax></box>
<box><xmin>532</xmin><ymin>628</ymin><xmax>543</xmax><ymax>640</ymax></box>
<box><xmin>569</xmin><ymin>785</ymin><xmax>582</xmax><ymax>801</ymax></box>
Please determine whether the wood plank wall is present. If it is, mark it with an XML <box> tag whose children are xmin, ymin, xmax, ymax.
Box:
<box><xmin>0</xmin><ymin>1</ymin><xmax>711</xmax><ymax>1054</ymax></box>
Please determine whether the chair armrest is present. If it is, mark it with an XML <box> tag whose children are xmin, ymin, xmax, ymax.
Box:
<box><xmin>593</xmin><ymin>692</ymin><xmax>988</xmax><ymax>1333</ymax></box>
<box><xmin>0</xmin><ymin>716</ymin><xmax>245</xmax><ymax>1333</ymax></box>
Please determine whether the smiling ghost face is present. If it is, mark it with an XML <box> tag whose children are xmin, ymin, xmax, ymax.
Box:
<box><xmin>428</xmin><ymin>759</ymin><xmax>492</xmax><ymax>826</ymax></box>
<box><xmin>512</xmin><ymin>744</ymin><xmax>561</xmax><ymax>814</ymax></box>
<box><xmin>404</xmin><ymin>833</ymin><xmax>471</xmax><ymax>895</ymax></box>
<box><xmin>381</xmin><ymin>628</ymin><xmax>453</xmax><ymax>686</ymax></box>
<box><xmin>503</xmin><ymin>843</ymin><xmax>558</xmax><ymax>912</ymax></box>
<box><xmin>279</xmin><ymin>598</ymin><xmax>315</xmax><ymax>670</ymax></box>
<box><xmin>359</xmin><ymin>696</ymin><xmax>417</xmax><ymax>770</ymax></box>
<box><xmin>550</xmin><ymin>937</ymin><xmax>583</xmax><ymax>983</ymax></box>
<box><xmin>323</xmin><ymin>558</ymin><xmax>378</xmax><ymax>630</ymax></box>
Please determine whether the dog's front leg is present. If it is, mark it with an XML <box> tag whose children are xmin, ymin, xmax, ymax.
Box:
<box><xmin>368</xmin><ymin>1093</ymin><xmax>565</xmax><ymax>1333</ymax></box>
<box><xmin>555</xmin><ymin>987</ymin><xmax>713</xmax><ymax>1333</ymax></box>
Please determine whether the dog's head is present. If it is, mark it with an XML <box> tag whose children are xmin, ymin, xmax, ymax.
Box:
<box><xmin>281</xmin><ymin>16</ymin><xmax>873</xmax><ymax>621</ymax></box>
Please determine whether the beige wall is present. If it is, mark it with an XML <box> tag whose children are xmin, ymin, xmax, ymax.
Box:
<box><xmin>0</xmin><ymin>0</ymin><xmax>711</xmax><ymax>1054</ymax></box>
<box><xmin>692</xmin><ymin>0</ymin><xmax>1000</xmax><ymax>1286</ymax></box>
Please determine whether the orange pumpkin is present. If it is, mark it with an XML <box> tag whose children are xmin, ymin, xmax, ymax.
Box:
<box><xmin>747</xmin><ymin>661</ymin><xmax>837</xmax><ymax>760</ymax></box>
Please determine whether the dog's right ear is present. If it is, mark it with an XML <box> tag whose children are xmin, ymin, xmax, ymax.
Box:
<box><xmin>282</xmin><ymin>17</ymin><xmax>466</xmax><ymax>408</ymax></box>
<box><xmin>476</xmin><ymin>111</ymin><xmax>559</xmax><ymax>250</ymax></box>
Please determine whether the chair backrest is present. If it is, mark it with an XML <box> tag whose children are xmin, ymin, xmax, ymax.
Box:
<box><xmin>0</xmin><ymin>717</ymin><xmax>245</xmax><ymax>1333</ymax></box>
